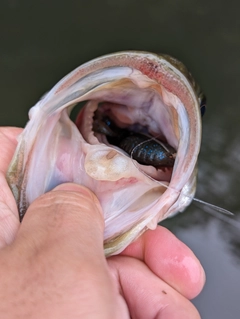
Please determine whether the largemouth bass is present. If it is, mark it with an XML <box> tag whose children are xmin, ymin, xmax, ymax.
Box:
<box><xmin>7</xmin><ymin>51</ymin><xmax>204</xmax><ymax>256</ymax></box>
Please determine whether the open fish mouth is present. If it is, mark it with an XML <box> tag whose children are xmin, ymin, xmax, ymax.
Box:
<box><xmin>7</xmin><ymin>51</ymin><xmax>203</xmax><ymax>256</ymax></box>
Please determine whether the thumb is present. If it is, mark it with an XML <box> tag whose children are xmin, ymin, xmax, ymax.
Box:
<box><xmin>2</xmin><ymin>185</ymin><xmax>125</xmax><ymax>318</ymax></box>
<box><xmin>16</xmin><ymin>183</ymin><xmax>105</xmax><ymax>260</ymax></box>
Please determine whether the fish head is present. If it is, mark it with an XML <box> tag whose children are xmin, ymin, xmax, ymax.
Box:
<box><xmin>7</xmin><ymin>51</ymin><xmax>202</xmax><ymax>256</ymax></box>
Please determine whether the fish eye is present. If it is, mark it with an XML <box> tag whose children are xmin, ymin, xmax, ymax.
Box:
<box><xmin>199</xmin><ymin>94</ymin><xmax>206</xmax><ymax>117</ymax></box>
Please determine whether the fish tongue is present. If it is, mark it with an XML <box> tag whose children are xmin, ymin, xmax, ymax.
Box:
<box><xmin>84</xmin><ymin>145</ymin><xmax>134</xmax><ymax>181</ymax></box>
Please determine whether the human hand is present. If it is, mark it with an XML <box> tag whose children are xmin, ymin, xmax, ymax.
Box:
<box><xmin>0</xmin><ymin>127</ymin><xmax>205</xmax><ymax>318</ymax></box>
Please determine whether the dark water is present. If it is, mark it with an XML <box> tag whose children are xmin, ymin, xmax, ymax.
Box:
<box><xmin>1</xmin><ymin>1</ymin><xmax>240</xmax><ymax>318</ymax></box>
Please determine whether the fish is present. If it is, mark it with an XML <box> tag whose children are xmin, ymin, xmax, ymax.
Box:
<box><xmin>7</xmin><ymin>51</ymin><xmax>203</xmax><ymax>256</ymax></box>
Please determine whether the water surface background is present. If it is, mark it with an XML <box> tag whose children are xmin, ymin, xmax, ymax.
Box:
<box><xmin>1</xmin><ymin>1</ymin><xmax>240</xmax><ymax>318</ymax></box>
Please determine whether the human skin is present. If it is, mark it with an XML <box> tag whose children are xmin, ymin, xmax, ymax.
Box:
<box><xmin>0</xmin><ymin>127</ymin><xmax>205</xmax><ymax>319</ymax></box>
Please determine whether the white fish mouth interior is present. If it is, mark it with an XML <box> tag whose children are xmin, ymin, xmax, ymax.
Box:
<box><xmin>73</xmin><ymin>69</ymin><xmax>180</xmax><ymax>183</ymax></box>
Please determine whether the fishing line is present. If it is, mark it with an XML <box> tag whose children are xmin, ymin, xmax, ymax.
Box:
<box><xmin>199</xmin><ymin>204</ymin><xmax>240</xmax><ymax>229</ymax></box>
<box><xmin>135</xmin><ymin>132</ymin><xmax>176</xmax><ymax>154</ymax></box>
<box><xmin>129</xmin><ymin>136</ymin><xmax>234</xmax><ymax>217</ymax></box>
<box><xmin>191</xmin><ymin>198</ymin><xmax>233</xmax><ymax>216</ymax></box>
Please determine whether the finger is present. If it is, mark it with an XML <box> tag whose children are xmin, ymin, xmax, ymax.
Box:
<box><xmin>0</xmin><ymin>128</ymin><xmax>23</xmax><ymax>247</ymax></box>
<box><xmin>108</xmin><ymin>256</ymin><xmax>201</xmax><ymax>319</ymax></box>
<box><xmin>2</xmin><ymin>184</ymin><xmax>129</xmax><ymax>318</ymax></box>
<box><xmin>0</xmin><ymin>127</ymin><xmax>23</xmax><ymax>174</ymax></box>
<box><xmin>16</xmin><ymin>183</ymin><xmax>105</xmax><ymax>261</ymax></box>
<box><xmin>121</xmin><ymin>226</ymin><xmax>205</xmax><ymax>299</ymax></box>
<box><xmin>0</xmin><ymin>186</ymin><xmax>19</xmax><ymax>248</ymax></box>
<box><xmin>0</xmin><ymin>127</ymin><xmax>22</xmax><ymax>215</ymax></box>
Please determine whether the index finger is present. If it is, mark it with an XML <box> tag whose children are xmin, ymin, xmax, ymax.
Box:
<box><xmin>120</xmin><ymin>226</ymin><xmax>205</xmax><ymax>299</ymax></box>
